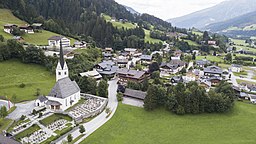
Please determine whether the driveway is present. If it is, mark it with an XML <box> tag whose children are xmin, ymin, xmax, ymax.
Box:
<box><xmin>53</xmin><ymin>79</ymin><xmax>119</xmax><ymax>144</ymax></box>
<box><xmin>7</xmin><ymin>101</ymin><xmax>35</xmax><ymax>120</ymax></box>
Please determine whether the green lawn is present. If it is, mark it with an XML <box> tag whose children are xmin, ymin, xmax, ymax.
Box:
<box><xmin>39</xmin><ymin>113</ymin><xmax>72</xmax><ymax>126</ymax></box>
<box><xmin>231</xmin><ymin>39</ymin><xmax>249</xmax><ymax>46</ymax></box>
<box><xmin>196</xmin><ymin>55</ymin><xmax>224</xmax><ymax>63</ymax></box>
<box><xmin>0</xmin><ymin>9</ymin><xmax>75</xmax><ymax>45</ymax></box>
<box><xmin>14</xmin><ymin>124</ymin><xmax>40</xmax><ymax>140</ymax></box>
<box><xmin>0</xmin><ymin>118</ymin><xmax>13</xmax><ymax>134</ymax></box>
<box><xmin>82</xmin><ymin>103</ymin><xmax>256</xmax><ymax>144</ymax></box>
<box><xmin>218</xmin><ymin>63</ymin><xmax>230</xmax><ymax>69</ymax></box>
<box><xmin>7</xmin><ymin>118</ymin><xmax>30</xmax><ymax>133</ymax></box>
<box><xmin>183</xmin><ymin>39</ymin><xmax>200</xmax><ymax>46</ymax></box>
<box><xmin>192</xmin><ymin>30</ymin><xmax>203</xmax><ymax>36</ymax></box>
<box><xmin>0</xmin><ymin>60</ymin><xmax>55</xmax><ymax>103</ymax></box>
<box><xmin>102</xmin><ymin>14</ymin><xmax>136</xmax><ymax>30</ymax></box>
<box><xmin>234</xmin><ymin>71</ymin><xmax>248</xmax><ymax>76</ymax></box>
<box><xmin>144</xmin><ymin>29</ymin><xmax>163</xmax><ymax>44</ymax></box>
<box><xmin>236</xmin><ymin>79</ymin><xmax>256</xmax><ymax>85</ymax></box>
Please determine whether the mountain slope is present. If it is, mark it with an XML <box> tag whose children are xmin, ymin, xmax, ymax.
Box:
<box><xmin>167</xmin><ymin>0</ymin><xmax>256</xmax><ymax>29</ymax></box>
<box><xmin>205</xmin><ymin>11</ymin><xmax>256</xmax><ymax>32</ymax></box>
<box><xmin>123</xmin><ymin>5</ymin><xmax>140</xmax><ymax>15</ymax></box>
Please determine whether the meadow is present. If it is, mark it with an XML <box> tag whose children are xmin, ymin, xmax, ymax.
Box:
<box><xmin>82</xmin><ymin>102</ymin><xmax>256</xmax><ymax>144</ymax></box>
<box><xmin>0</xmin><ymin>9</ymin><xmax>75</xmax><ymax>45</ymax></box>
<box><xmin>0</xmin><ymin>60</ymin><xmax>55</xmax><ymax>103</ymax></box>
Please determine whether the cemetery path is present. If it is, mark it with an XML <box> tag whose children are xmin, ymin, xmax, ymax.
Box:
<box><xmin>54</xmin><ymin>79</ymin><xmax>119</xmax><ymax>144</ymax></box>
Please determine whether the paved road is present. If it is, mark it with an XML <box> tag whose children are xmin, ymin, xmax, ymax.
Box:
<box><xmin>7</xmin><ymin>101</ymin><xmax>35</xmax><ymax>120</ymax></box>
<box><xmin>54</xmin><ymin>79</ymin><xmax>118</xmax><ymax>144</ymax></box>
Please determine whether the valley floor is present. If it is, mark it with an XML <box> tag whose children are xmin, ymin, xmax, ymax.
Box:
<box><xmin>82</xmin><ymin>102</ymin><xmax>256</xmax><ymax>144</ymax></box>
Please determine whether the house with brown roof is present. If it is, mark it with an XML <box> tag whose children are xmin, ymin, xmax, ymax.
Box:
<box><xmin>117</xmin><ymin>68</ymin><xmax>149</xmax><ymax>85</ymax></box>
<box><xmin>3</xmin><ymin>24</ymin><xmax>17</xmax><ymax>34</ymax></box>
<box><xmin>19</xmin><ymin>25</ymin><xmax>34</xmax><ymax>34</ymax></box>
<box><xmin>123</xmin><ymin>88</ymin><xmax>147</xmax><ymax>100</ymax></box>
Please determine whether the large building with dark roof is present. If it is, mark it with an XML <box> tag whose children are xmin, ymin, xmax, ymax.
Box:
<box><xmin>117</xmin><ymin>68</ymin><xmax>149</xmax><ymax>85</ymax></box>
<box><xmin>35</xmin><ymin>42</ymin><xmax>80</xmax><ymax>111</ymax></box>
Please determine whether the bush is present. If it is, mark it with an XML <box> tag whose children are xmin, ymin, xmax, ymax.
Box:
<box><xmin>176</xmin><ymin>105</ymin><xmax>185</xmax><ymax>115</ymax></box>
<box><xmin>116</xmin><ymin>93</ymin><xmax>123</xmax><ymax>102</ymax></box>
<box><xmin>19</xmin><ymin>83</ymin><xmax>26</xmax><ymax>88</ymax></box>
<box><xmin>67</xmin><ymin>134</ymin><xmax>73</xmax><ymax>142</ymax></box>
<box><xmin>20</xmin><ymin>115</ymin><xmax>26</xmax><ymax>120</ymax></box>
<box><xmin>79</xmin><ymin>125</ymin><xmax>86</xmax><ymax>134</ymax></box>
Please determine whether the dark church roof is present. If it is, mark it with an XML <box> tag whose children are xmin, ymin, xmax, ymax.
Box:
<box><xmin>48</xmin><ymin>77</ymin><xmax>80</xmax><ymax>99</ymax></box>
<box><xmin>59</xmin><ymin>41</ymin><xmax>65</xmax><ymax>69</ymax></box>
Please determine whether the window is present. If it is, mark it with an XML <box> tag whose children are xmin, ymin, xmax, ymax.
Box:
<box><xmin>58</xmin><ymin>72</ymin><xmax>61</xmax><ymax>75</ymax></box>
<box><xmin>66</xmin><ymin>99</ymin><xmax>67</xmax><ymax>106</ymax></box>
<box><xmin>64</xmin><ymin>72</ymin><xmax>67</xmax><ymax>75</ymax></box>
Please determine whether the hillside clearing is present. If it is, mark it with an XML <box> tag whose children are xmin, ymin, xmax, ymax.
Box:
<box><xmin>0</xmin><ymin>60</ymin><xmax>55</xmax><ymax>103</ymax></box>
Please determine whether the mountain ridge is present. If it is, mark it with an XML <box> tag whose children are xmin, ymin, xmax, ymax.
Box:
<box><xmin>167</xmin><ymin>0</ymin><xmax>256</xmax><ymax>29</ymax></box>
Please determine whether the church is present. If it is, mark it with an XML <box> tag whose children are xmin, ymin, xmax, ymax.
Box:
<box><xmin>35</xmin><ymin>42</ymin><xmax>81</xmax><ymax>111</ymax></box>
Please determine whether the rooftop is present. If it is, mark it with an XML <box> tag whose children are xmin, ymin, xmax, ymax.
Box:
<box><xmin>117</xmin><ymin>69</ymin><xmax>146</xmax><ymax>79</ymax></box>
<box><xmin>124</xmin><ymin>88</ymin><xmax>147</xmax><ymax>100</ymax></box>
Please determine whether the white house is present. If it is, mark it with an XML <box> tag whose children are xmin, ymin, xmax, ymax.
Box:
<box><xmin>3</xmin><ymin>24</ymin><xmax>17</xmax><ymax>34</ymax></box>
<box><xmin>48</xmin><ymin>36</ymin><xmax>70</xmax><ymax>48</ymax></box>
<box><xmin>231</xmin><ymin>64</ymin><xmax>242</xmax><ymax>73</ymax></box>
<box><xmin>35</xmin><ymin>42</ymin><xmax>80</xmax><ymax>111</ymax></box>
<box><xmin>19</xmin><ymin>25</ymin><xmax>34</xmax><ymax>34</ymax></box>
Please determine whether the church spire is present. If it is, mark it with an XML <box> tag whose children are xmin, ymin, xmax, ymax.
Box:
<box><xmin>59</xmin><ymin>40</ymin><xmax>65</xmax><ymax>69</ymax></box>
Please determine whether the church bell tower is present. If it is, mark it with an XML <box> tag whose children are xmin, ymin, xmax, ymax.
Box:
<box><xmin>56</xmin><ymin>41</ymin><xmax>69</xmax><ymax>81</ymax></box>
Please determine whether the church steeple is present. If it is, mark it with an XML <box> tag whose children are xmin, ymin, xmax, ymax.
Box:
<box><xmin>59</xmin><ymin>41</ymin><xmax>65</xmax><ymax>70</ymax></box>
<box><xmin>56</xmin><ymin>40</ymin><xmax>69</xmax><ymax>81</ymax></box>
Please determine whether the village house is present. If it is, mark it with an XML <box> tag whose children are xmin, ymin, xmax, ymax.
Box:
<box><xmin>248</xmin><ymin>94</ymin><xmax>256</xmax><ymax>104</ymax></box>
<box><xmin>95</xmin><ymin>60</ymin><xmax>118</xmax><ymax>77</ymax></box>
<box><xmin>74</xmin><ymin>41</ymin><xmax>87</xmax><ymax>48</ymax></box>
<box><xmin>208</xmin><ymin>40</ymin><xmax>217</xmax><ymax>45</ymax></box>
<box><xmin>103</xmin><ymin>52</ymin><xmax>113</xmax><ymax>60</ymax></box>
<box><xmin>123</xmin><ymin>88</ymin><xmax>147</xmax><ymax>100</ymax></box>
<box><xmin>199</xmin><ymin>79</ymin><xmax>212</xmax><ymax>91</ymax></box>
<box><xmin>196</xmin><ymin>59</ymin><xmax>211</xmax><ymax>68</ymax></box>
<box><xmin>171</xmin><ymin>50</ymin><xmax>182</xmax><ymax>60</ymax></box>
<box><xmin>3</xmin><ymin>24</ymin><xmax>17</xmax><ymax>34</ymax></box>
<box><xmin>31</xmin><ymin>23</ymin><xmax>43</xmax><ymax>31</ymax></box>
<box><xmin>124</xmin><ymin>48</ymin><xmax>138</xmax><ymax>56</ymax></box>
<box><xmin>35</xmin><ymin>43</ymin><xmax>80</xmax><ymax>111</ymax></box>
<box><xmin>160</xmin><ymin>60</ymin><xmax>186</xmax><ymax>75</ymax></box>
<box><xmin>204</xmin><ymin>66</ymin><xmax>223</xmax><ymax>77</ymax></box>
<box><xmin>105</xmin><ymin>47</ymin><xmax>113</xmax><ymax>54</ymax></box>
<box><xmin>207</xmin><ymin>76</ymin><xmax>222</xmax><ymax>86</ymax></box>
<box><xmin>48</xmin><ymin>36</ymin><xmax>70</xmax><ymax>48</ymax></box>
<box><xmin>12</xmin><ymin>36</ymin><xmax>24</xmax><ymax>43</ymax></box>
<box><xmin>116</xmin><ymin>68</ymin><xmax>149</xmax><ymax>85</ymax></box>
<box><xmin>231</xmin><ymin>64</ymin><xmax>242</xmax><ymax>73</ymax></box>
<box><xmin>80</xmin><ymin>69</ymin><xmax>102</xmax><ymax>81</ymax></box>
<box><xmin>117</xmin><ymin>58</ymin><xmax>129</xmax><ymax>68</ymax></box>
<box><xmin>140</xmin><ymin>55</ymin><xmax>152</xmax><ymax>65</ymax></box>
<box><xmin>183</xmin><ymin>71</ymin><xmax>198</xmax><ymax>82</ymax></box>
<box><xmin>171</xmin><ymin>76</ymin><xmax>183</xmax><ymax>84</ymax></box>
<box><xmin>19</xmin><ymin>25</ymin><xmax>34</xmax><ymax>34</ymax></box>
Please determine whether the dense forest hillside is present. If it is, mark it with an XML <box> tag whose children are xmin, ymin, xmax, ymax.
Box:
<box><xmin>0</xmin><ymin>0</ymin><xmax>184</xmax><ymax>50</ymax></box>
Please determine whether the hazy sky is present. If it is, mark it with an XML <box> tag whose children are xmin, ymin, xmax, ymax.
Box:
<box><xmin>115</xmin><ymin>0</ymin><xmax>227</xmax><ymax>20</ymax></box>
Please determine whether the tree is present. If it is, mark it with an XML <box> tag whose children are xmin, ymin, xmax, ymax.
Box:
<box><xmin>203</xmin><ymin>31</ymin><xmax>210</xmax><ymax>42</ymax></box>
<box><xmin>0</xmin><ymin>106</ymin><xmax>8</xmax><ymax>118</ymax></box>
<box><xmin>184</xmin><ymin>55</ymin><xmax>192</xmax><ymax>63</ymax></box>
<box><xmin>35</xmin><ymin>88</ymin><xmax>41</xmax><ymax>96</ymax></box>
<box><xmin>116</xmin><ymin>92</ymin><xmax>123</xmax><ymax>102</ymax></box>
<box><xmin>98</xmin><ymin>80</ymin><xmax>108</xmax><ymax>98</ymax></box>
<box><xmin>225</xmin><ymin>53</ymin><xmax>232</xmax><ymax>62</ymax></box>
<box><xmin>192</xmin><ymin>52</ymin><xmax>196</xmax><ymax>60</ymax></box>
<box><xmin>79</xmin><ymin>125</ymin><xmax>86</xmax><ymax>134</ymax></box>
<box><xmin>78</xmin><ymin>77</ymin><xmax>97</xmax><ymax>95</ymax></box>
<box><xmin>144</xmin><ymin>84</ymin><xmax>166</xmax><ymax>111</ymax></box>
<box><xmin>127</xmin><ymin>81</ymin><xmax>141</xmax><ymax>90</ymax></box>
<box><xmin>149</xmin><ymin>62</ymin><xmax>159</xmax><ymax>73</ymax></box>
<box><xmin>180</xmin><ymin>67</ymin><xmax>187</xmax><ymax>75</ymax></box>
<box><xmin>67</xmin><ymin>134</ymin><xmax>73</xmax><ymax>142</ymax></box>
<box><xmin>0</xmin><ymin>35</ymin><xmax>4</xmax><ymax>42</ymax></box>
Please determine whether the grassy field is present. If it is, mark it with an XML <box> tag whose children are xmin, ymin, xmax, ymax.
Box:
<box><xmin>183</xmin><ymin>39</ymin><xmax>200</xmax><ymax>46</ymax></box>
<box><xmin>144</xmin><ymin>29</ymin><xmax>163</xmax><ymax>44</ymax></box>
<box><xmin>102</xmin><ymin>14</ymin><xmax>136</xmax><ymax>30</ymax></box>
<box><xmin>237</xmin><ymin>79</ymin><xmax>256</xmax><ymax>85</ymax></box>
<box><xmin>192</xmin><ymin>30</ymin><xmax>203</xmax><ymax>36</ymax></box>
<box><xmin>14</xmin><ymin>124</ymin><xmax>40</xmax><ymax>140</ymax></box>
<box><xmin>0</xmin><ymin>9</ymin><xmax>75</xmax><ymax>45</ymax></box>
<box><xmin>82</xmin><ymin>103</ymin><xmax>256</xmax><ymax>144</ymax></box>
<box><xmin>231</xmin><ymin>39</ymin><xmax>249</xmax><ymax>46</ymax></box>
<box><xmin>234</xmin><ymin>71</ymin><xmax>248</xmax><ymax>76</ymax></box>
<box><xmin>39</xmin><ymin>114</ymin><xmax>72</xmax><ymax>126</ymax></box>
<box><xmin>102</xmin><ymin>13</ymin><xmax>163</xmax><ymax>44</ymax></box>
<box><xmin>0</xmin><ymin>60</ymin><xmax>55</xmax><ymax>103</ymax></box>
<box><xmin>196</xmin><ymin>55</ymin><xmax>224</xmax><ymax>63</ymax></box>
